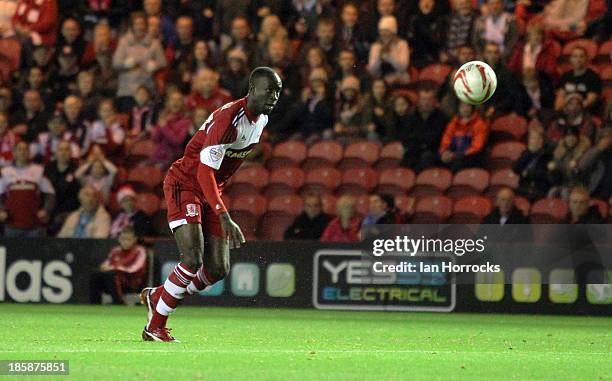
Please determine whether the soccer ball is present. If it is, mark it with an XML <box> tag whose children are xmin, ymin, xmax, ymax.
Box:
<box><xmin>453</xmin><ymin>60</ymin><xmax>497</xmax><ymax>105</ymax></box>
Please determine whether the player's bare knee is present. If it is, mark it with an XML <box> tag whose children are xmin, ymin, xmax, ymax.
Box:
<box><xmin>179</xmin><ymin>248</ymin><xmax>203</xmax><ymax>271</ymax></box>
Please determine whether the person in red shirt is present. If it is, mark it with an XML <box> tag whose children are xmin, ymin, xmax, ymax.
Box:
<box><xmin>0</xmin><ymin>111</ymin><xmax>18</xmax><ymax>167</ymax></box>
<box><xmin>12</xmin><ymin>0</ymin><xmax>58</xmax><ymax>47</ymax></box>
<box><xmin>321</xmin><ymin>195</ymin><xmax>362</xmax><ymax>242</ymax></box>
<box><xmin>439</xmin><ymin>102</ymin><xmax>489</xmax><ymax>172</ymax></box>
<box><xmin>186</xmin><ymin>68</ymin><xmax>232</xmax><ymax>113</ymax></box>
<box><xmin>140</xmin><ymin>67</ymin><xmax>282</xmax><ymax>342</ymax></box>
<box><xmin>90</xmin><ymin>225</ymin><xmax>148</xmax><ymax>305</ymax></box>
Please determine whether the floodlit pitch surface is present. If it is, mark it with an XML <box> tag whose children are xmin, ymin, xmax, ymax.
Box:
<box><xmin>0</xmin><ymin>305</ymin><xmax>609</xmax><ymax>380</ymax></box>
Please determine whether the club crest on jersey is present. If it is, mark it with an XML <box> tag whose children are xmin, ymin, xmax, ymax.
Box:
<box><xmin>186</xmin><ymin>204</ymin><xmax>199</xmax><ymax>217</ymax></box>
<box><xmin>209</xmin><ymin>147</ymin><xmax>223</xmax><ymax>162</ymax></box>
<box><xmin>225</xmin><ymin>149</ymin><xmax>252</xmax><ymax>159</ymax></box>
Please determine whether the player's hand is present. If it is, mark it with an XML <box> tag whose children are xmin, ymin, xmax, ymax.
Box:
<box><xmin>219</xmin><ymin>212</ymin><xmax>246</xmax><ymax>249</ymax></box>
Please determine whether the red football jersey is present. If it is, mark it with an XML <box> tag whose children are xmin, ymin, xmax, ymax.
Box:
<box><xmin>165</xmin><ymin>97</ymin><xmax>267</xmax><ymax>196</ymax></box>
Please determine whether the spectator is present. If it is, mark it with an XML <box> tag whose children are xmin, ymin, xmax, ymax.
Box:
<box><xmin>320</xmin><ymin>195</ymin><xmax>362</xmax><ymax>242</ymax></box>
<box><xmin>110</xmin><ymin>186</ymin><xmax>153</xmax><ymax>238</ymax></box>
<box><xmin>483</xmin><ymin>187</ymin><xmax>528</xmax><ymax>224</ymax></box>
<box><xmin>57</xmin><ymin>185</ymin><xmax>111</xmax><ymax>238</ymax></box>
<box><xmin>90</xmin><ymin>225</ymin><xmax>148</xmax><ymax>304</ymax></box>
<box><xmin>50</xmin><ymin>45</ymin><xmax>80</xmax><ymax>101</ymax></box>
<box><xmin>112</xmin><ymin>11</ymin><xmax>166</xmax><ymax>112</ymax></box>
<box><xmin>576</xmin><ymin>127</ymin><xmax>612</xmax><ymax>200</ymax></box>
<box><xmin>168</xmin><ymin>15</ymin><xmax>195</xmax><ymax>69</ymax></box>
<box><xmin>126</xmin><ymin>85</ymin><xmax>156</xmax><ymax>146</ymax></box>
<box><xmin>399</xmin><ymin>89</ymin><xmax>448</xmax><ymax>171</ymax></box>
<box><xmin>304</xmin><ymin>17</ymin><xmax>339</xmax><ymax>66</ymax></box>
<box><xmin>18</xmin><ymin>66</ymin><xmax>53</xmax><ymax>106</ymax></box>
<box><xmin>75</xmin><ymin>70</ymin><xmax>104</xmax><ymax>122</ymax></box>
<box><xmin>301</xmin><ymin>45</ymin><xmax>332</xmax><ymax>88</ymax></box>
<box><xmin>390</xmin><ymin>94</ymin><xmax>413</xmax><ymax>143</ymax></box>
<box><xmin>224</xmin><ymin>16</ymin><xmax>260</xmax><ymax>68</ymax></box>
<box><xmin>547</xmin><ymin>126</ymin><xmax>591</xmax><ymax>198</ymax></box>
<box><xmin>337</xmin><ymin>2</ymin><xmax>370</xmax><ymax>63</ymax></box>
<box><xmin>0</xmin><ymin>111</ymin><xmax>17</xmax><ymax>166</ymax></box>
<box><xmin>562</xmin><ymin>186</ymin><xmax>604</xmax><ymax>223</ymax></box>
<box><xmin>30</xmin><ymin>113</ymin><xmax>80</xmax><ymax>164</ymax></box>
<box><xmin>284</xmin><ymin>194</ymin><xmax>331</xmax><ymax>240</ymax></box>
<box><xmin>547</xmin><ymin>92</ymin><xmax>596</xmax><ymax>143</ymax></box>
<box><xmin>439</xmin><ymin>102</ymin><xmax>489</xmax><ymax>171</ymax></box>
<box><xmin>367</xmin><ymin>16</ymin><xmax>410</xmax><ymax>85</ymax></box>
<box><xmin>143</xmin><ymin>0</ymin><xmax>175</xmax><ymax>46</ymax></box>
<box><xmin>521</xmin><ymin>68</ymin><xmax>555</xmax><ymax>122</ymax></box>
<box><xmin>507</xmin><ymin>24</ymin><xmax>558</xmax><ymax>81</ymax></box>
<box><xmin>186</xmin><ymin>68</ymin><xmax>232</xmax><ymax>113</ymax></box>
<box><xmin>62</xmin><ymin>94</ymin><xmax>88</xmax><ymax>147</ymax></box>
<box><xmin>290</xmin><ymin>0</ymin><xmax>333</xmax><ymax>40</ymax></box>
<box><xmin>439</xmin><ymin>44</ymin><xmax>476</xmax><ymax>117</ymax></box>
<box><xmin>75</xmin><ymin>146</ymin><xmax>117</xmax><ymax>203</ymax></box>
<box><xmin>472</xmin><ymin>0</ymin><xmax>518</xmax><ymax>57</ymax></box>
<box><xmin>360</xmin><ymin>193</ymin><xmax>399</xmax><ymax>238</ymax></box>
<box><xmin>56</xmin><ymin>16</ymin><xmax>85</xmax><ymax>61</ymax></box>
<box><xmin>0</xmin><ymin>141</ymin><xmax>55</xmax><ymax>237</ymax></box>
<box><xmin>220</xmin><ymin>48</ymin><xmax>250</xmax><ymax>100</ymax></box>
<box><xmin>11</xmin><ymin>89</ymin><xmax>50</xmax><ymax>142</ymax></box>
<box><xmin>513</xmin><ymin>130</ymin><xmax>553</xmax><ymax>201</ymax></box>
<box><xmin>172</xmin><ymin>39</ymin><xmax>216</xmax><ymax>93</ymax></box>
<box><xmin>12</xmin><ymin>0</ymin><xmax>58</xmax><ymax>47</ymax></box>
<box><xmin>542</xmin><ymin>0</ymin><xmax>589</xmax><ymax>39</ymax></box>
<box><xmin>292</xmin><ymin>68</ymin><xmax>334</xmax><ymax>142</ymax></box>
<box><xmin>0</xmin><ymin>0</ymin><xmax>20</xmax><ymax>82</ymax></box>
<box><xmin>332</xmin><ymin>49</ymin><xmax>369</xmax><ymax>89</ymax></box>
<box><xmin>333</xmin><ymin>75</ymin><xmax>375</xmax><ymax>143</ymax></box>
<box><xmin>184</xmin><ymin>106</ymin><xmax>210</xmax><ymax>146</ymax></box>
<box><xmin>151</xmin><ymin>89</ymin><xmax>190</xmax><ymax>169</ymax></box>
<box><xmin>82</xmin><ymin>98</ymin><xmax>125</xmax><ymax>158</ymax></box>
<box><xmin>442</xmin><ymin>0</ymin><xmax>476</xmax><ymax>62</ymax></box>
<box><xmin>555</xmin><ymin>46</ymin><xmax>602</xmax><ymax>113</ymax></box>
<box><xmin>365</xmin><ymin>79</ymin><xmax>395</xmax><ymax>142</ymax></box>
<box><xmin>406</xmin><ymin>0</ymin><xmax>447</xmax><ymax>68</ymax></box>
<box><xmin>262</xmin><ymin>38</ymin><xmax>300</xmax><ymax>95</ymax></box>
<box><xmin>82</xmin><ymin>23</ymin><xmax>118</xmax><ymax>95</ymax></box>
<box><xmin>44</xmin><ymin>140</ymin><xmax>80</xmax><ymax>235</ymax></box>
<box><xmin>257</xmin><ymin>14</ymin><xmax>288</xmax><ymax>54</ymax></box>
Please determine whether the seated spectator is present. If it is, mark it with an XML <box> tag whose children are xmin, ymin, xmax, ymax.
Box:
<box><xmin>513</xmin><ymin>130</ymin><xmax>553</xmax><ymax>201</ymax></box>
<box><xmin>442</xmin><ymin>0</ymin><xmax>476</xmax><ymax>63</ymax></box>
<box><xmin>223</xmin><ymin>15</ymin><xmax>260</xmax><ymax>68</ymax></box>
<box><xmin>82</xmin><ymin>98</ymin><xmax>125</xmax><ymax>157</ymax></box>
<box><xmin>284</xmin><ymin>195</ymin><xmax>332</xmax><ymax>240</ymax></box>
<box><xmin>184</xmin><ymin>107</ymin><xmax>209</xmax><ymax>146</ymax></box>
<box><xmin>62</xmin><ymin>94</ymin><xmax>88</xmax><ymax>147</ymax></box>
<box><xmin>30</xmin><ymin>113</ymin><xmax>80</xmax><ymax>164</ymax></box>
<box><xmin>321</xmin><ymin>195</ymin><xmax>362</xmax><ymax>242</ymax></box>
<box><xmin>399</xmin><ymin>89</ymin><xmax>448</xmax><ymax>171</ymax></box>
<box><xmin>301</xmin><ymin>46</ymin><xmax>332</xmax><ymax>88</ymax></box>
<box><xmin>151</xmin><ymin>89</ymin><xmax>190</xmax><ymax>169</ymax></box>
<box><xmin>337</xmin><ymin>2</ymin><xmax>370</xmax><ymax>63</ymax></box>
<box><xmin>44</xmin><ymin>140</ymin><xmax>81</xmax><ymax>235</ymax></box>
<box><xmin>0</xmin><ymin>111</ymin><xmax>17</xmax><ymax>166</ymax></box>
<box><xmin>262</xmin><ymin>38</ymin><xmax>300</xmax><ymax>95</ymax></box>
<box><xmin>365</xmin><ymin>79</ymin><xmax>395</xmax><ymax>142</ymax></box>
<box><xmin>576</xmin><ymin>127</ymin><xmax>611</xmax><ymax>200</ymax></box>
<box><xmin>75</xmin><ymin>147</ymin><xmax>117</xmax><ymax>204</ymax></box>
<box><xmin>186</xmin><ymin>68</ymin><xmax>232</xmax><ymax>113</ymax></box>
<box><xmin>56</xmin><ymin>16</ymin><xmax>85</xmax><ymax>63</ymax></box>
<box><xmin>547</xmin><ymin>92</ymin><xmax>596</xmax><ymax>143</ymax></box>
<box><xmin>11</xmin><ymin>89</ymin><xmax>50</xmax><ymax>142</ymax></box>
<box><xmin>290</xmin><ymin>68</ymin><xmax>334</xmax><ymax>143</ymax></box>
<box><xmin>542</xmin><ymin>0</ymin><xmax>589</xmax><ymax>40</ymax></box>
<box><xmin>82</xmin><ymin>23</ymin><xmax>118</xmax><ymax>95</ymax></box>
<box><xmin>472</xmin><ymin>0</ymin><xmax>518</xmax><ymax>58</ymax></box>
<box><xmin>257</xmin><ymin>14</ymin><xmax>288</xmax><ymax>54</ymax></box>
<box><xmin>360</xmin><ymin>193</ymin><xmax>399</xmax><ymax>238</ymax></box>
<box><xmin>0</xmin><ymin>141</ymin><xmax>55</xmax><ymax>237</ymax></box>
<box><xmin>304</xmin><ymin>17</ymin><xmax>339</xmax><ymax>66</ymax></box>
<box><xmin>439</xmin><ymin>102</ymin><xmax>489</xmax><ymax>171</ymax></box>
<box><xmin>18</xmin><ymin>66</ymin><xmax>54</xmax><ymax>106</ymax></box>
<box><xmin>12</xmin><ymin>0</ymin><xmax>58</xmax><ymax>47</ymax></box>
<box><xmin>57</xmin><ymin>185</ymin><xmax>111</xmax><ymax>238</ymax></box>
<box><xmin>0</xmin><ymin>0</ymin><xmax>20</xmax><ymax>82</ymax></box>
<box><xmin>406</xmin><ymin>0</ymin><xmax>446</xmax><ymax>68</ymax></box>
<box><xmin>333</xmin><ymin>75</ymin><xmax>375</xmax><ymax>144</ymax></box>
<box><xmin>220</xmin><ymin>48</ymin><xmax>250</xmax><ymax>100</ymax></box>
<box><xmin>562</xmin><ymin>186</ymin><xmax>604</xmax><ymax>223</ymax></box>
<box><xmin>110</xmin><ymin>186</ymin><xmax>153</xmax><ymax>238</ymax></box>
<box><xmin>126</xmin><ymin>85</ymin><xmax>156</xmax><ymax>147</ymax></box>
<box><xmin>483</xmin><ymin>188</ymin><xmax>528</xmax><ymax>224</ymax></box>
<box><xmin>507</xmin><ymin>24</ymin><xmax>558</xmax><ymax>81</ymax></box>
<box><xmin>112</xmin><ymin>11</ymin><xmax>166</xmax><ymax>112</ymax></box>
<box><xmin>555</xmin><ymin>46</ymin><xmax>601</xmax><ymax>113</ymax></box>
<box><xmin>367</xmin><ymin>16</ymin><xmax>410</xmax><ymax>85</ymax></box>
<box><xmin>50</xmin><ymin>45</ymin><xmax>80</xmax><ymax>101</ymax></box>
<box><xmin>547</xmin><ymin>126</ymin><xmax>591</xmax><ymax>198</ymax></box>
<box><xmin>90</xmin><ymin>225</ymin><xmax>148</xmax><ymax>304</ymax></box>
<box><xmin>522</xmin><ymin>68</ymin><xmax>555</xmax><ymax>123</ymax></box>
<box><xmin>439</xmin><ymin>44</ymin><xmax>476</xmax><ymax>117</ymax></box>
<box><xmin>143</xmin><ymin>0</ymin><xmax>174</xmax><ymax>46</ymax></box>
<box><xmin>74</xmin><ymin>70</ymin><xmax>103</xmax><ymax>122</ymax></box>
<box><xmin>332</xmin><ymin>49</ymin><xmax>369</xmax><ymax>90</ymax></box>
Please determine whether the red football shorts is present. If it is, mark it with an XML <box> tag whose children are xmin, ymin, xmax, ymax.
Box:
<box><xmin>163</xmin><ymin>180</ymin><xmax>224</xmax><ymax>237</ymax></box>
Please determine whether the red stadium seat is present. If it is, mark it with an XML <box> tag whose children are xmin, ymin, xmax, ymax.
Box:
<box><xmin>231</xmin><ymin>211</ymin><xmax>259</xmax><ymax>241</ymax></box>
<box><xmin>302</xmin><ymin>167</ymin><xmax>342</xmax><ymax>195</ymax></box>
<box><xmin>590</xmin><ymin>198</ymin><xmax>608</xmax><ymax>218</ymax></box>
<box><xmin>596</xmin><ymin>40</ymin><xmax>612</xmax><ymax>64</ymax></box>
<box><xmin>127</xmin><ymin>166</ymin><xmax>164</xmax><ymax>191</ymax></box>
<box><xmin>338</xmin><ymin>141</ymin><xmax>381</xmax><ymax>170</ymax></box>
<box><xmin>418</xmin><ymin>63</ymin><xmax>452</xmax><ymax>86</ymax></box>
<box><xmin>394</xmin><ymin>195</ymin><xmax>416</xmax><ymax>217</ymax></box>
<box><xmin>488</xmin><ymin>168</ymin><xmax>520</xmax><ymax>191</ymax></box>
<box><xmin>411</xmin><ymin>167</ymin><xmax>453</xmax><ymax>198</ymax></box>
<box><xmin>265</xmin><ymin>167</ymin><xmax>305</xmax><ymax>197</ymax></box>
<box><xmin>447</xmin><ymin>168</ymin><xmax>490</xmax><ymax>199</ymax></box>
<box><xmin>449</xmin><ymin>196</ymin><xmax>492</xmax><ymax>223</ymax></box>
<box><xmin>224</xmin><ymin>165</ymin><xmax>269</xmax><ymax>197</ymax></box>
<box><xmin>377</xmin><ymin>168</ymin><xmax>416</xmax><ymax>196</ymax></box>
<box><xmin>529</xmin><ymin>198</ymin><xmax>568</xmax><ymax>223</ymax></box>
<box><xmin>514</xmin><ymin>196</ymin><xmax>531</xmax><ymax>217</ymax></box>
<box><xmin>231</xmin><ymin>194</ymin><xmax>268</xmax><ymax>216</ymax></box>
<box><xmin>561</xmin><ymin>39</ymin><xmax>598</xmax><ymax>61</ymax></box>
<box><xmin>337</xmin><ymin>167</ymin><xmax>379</xmax><ymax>196</ymax></box>
<box><xmin>221</xmin><ymin>194</ymin><xmax>232</xmax><ymax>211</ymax></box>
<box><xmin>490</xmin><ymin>113</ymin><xmax>528</xmax><ymax>142</ymax></box>
<box><xmin>136</xmin><ymin>192</ymin><xmax>161</xmax><ymax>216</ymax></box>
<box><xmin>302</xmin><ymin>141</ymin><xmax>344</xmax><ymax>170</ymax></box>
<box><xmin>376</xmin><ymin>141</ymin><xmax>404</xmax><ymax>170</ymax></box>
<box><xmin>267</xmin><ymin>194</ymin><xmax>304</xmax><ymax>216</ymax></box>
<box><xmin>600</xmin><ymin>64</ymin><xmax>612</xmax><ymax>81</ymax></box>
<box><xmin>320</xmin><ymin>194</ymin><xmax>337</xmax><ymax>215</ymax></box>
<box><xmin>129</xmin><ymin>139</ymin><xmax>158</xmax><ymax>157</ymax></box>
<box><xmin>355</xmin><ymin>194</ymin><xmax>370</xmax><ymax>216</ymax></box>
<box><xmin>411</xmin><ymin>195</ymin><xmax>453</xmax><ymax>223</ymax></box>
<box><xmin>267</xmin><ymin>140</ymin><xmax>307</xmax><ymax>170</ymax></box>
<box><xmin>257</xmin><ymin>211</ymin><xmax>295</xmax><ymax>241</ymax></box>
<box><xmin>488</xmin><ymin>142</ymin><xmax>526</xmax><ymax>170</ymax></box>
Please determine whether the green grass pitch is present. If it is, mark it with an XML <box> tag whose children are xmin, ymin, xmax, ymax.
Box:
<box><xmin>0</xmin><ymin>304</ymin><xmax>610</xmax><ymax>381</ymax></box>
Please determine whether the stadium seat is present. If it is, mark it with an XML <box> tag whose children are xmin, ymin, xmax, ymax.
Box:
<box><xmin>231</xmin><ymin>211</ymin><xmax>259</xmax><ymax>241</ymax></box>
<box><xmin>490</xmin><ymin>113</ymin><xmax>528</xmax><ymax>142</ymax></box>
<box><xmin>590</xmin><ymin>198</ymin><xmax>608</xmax><ymax>218</ymax></box>
<box><xmin>124</xmin><ymin>139</ymin><xmax>158</xmax><ymax>168</ymax></box>
<box><xmin>337</xmin><ymin>167</ymin><xmax>379</xmax><ymax>196</ymax></box>
<box><xmin>267</xmin><ymin>140</ymin><xmax>307</xmax><ymax>170</ymax></box>
<box><xmin>302</xmin><ymin>141</ymin><xmax>344</xmax><ymax>170</ymax></box>
<box><xmin>486</xmin><ymin>168</ymin><xmax>520</xmax><ymax>198</ymax></box>
<box><xmin>267</xmin><ymin>194</ymin><xmax>304</xmax><ymax>216</ymax></box>
<box><xmin>265</xmin><ymin>167</ymin><xmax>305</xmax><ymax>197</ymax></box>
<box><xmin>448</xmin><ymin>196</ymin><xmax>492</xmax><ymax>224</ymax></box>
<box><xmin>302</xmin><ymin>167</ymin><xmax>342</xmax><ymax>195</ymax></box>
<box><xmin>127</xmin><ymin>166</ymin><xmax>164</xmax><ymax>191</ymax></box>
<box><xmin>514</xmin><ymin>196</ymin><xmax>531</xmax><ymax>217</ymax></box>
<box><xmin>376</xmin><ymin>141</ymin><xmax>404</xmax><ymax>170</ymax></box>
<box><xmin>488</xmin><ymin>142</ymin><xmax>526</xmax><ymax>170</ymax></box>
<box><xmin>447</xmin><ymin>168</ymin><xmax>490</xmax><ymax>200</ymax></box>
<box><xmin>338</xmin><ymin>141</ymin><xmax>381</xmax><ymax>170</ymax></box>
<box><xmin>601</xmin><ymin>64</ymin><xmax>612</xmax><ymax>81</ymax></box>
<box><xmin>320</xmin><ymin>194</ymin><xmax>337</xmax><ymax>215</ymax></box>
<box><xmin>224</xmin><ymin>165</ymin><xmax>269</xmax><ymax>197</ymax></box>
<box><xmin>136</xmin><ymin>192</ymin><xmax>161</xmax><ymax>216</ymax></box>
<box><xmin>257</xmin><ymin>211</ymin><xmax>295</xmax><ymax>241</ymax></box>
<box><xmin>411</xmin><ymin>195</ymin><xmax>452</xmax><ymax>223</ymax></box>
<box><xmin>529</xmin><ymin>198</ymin><xmax>568</xmax><ymax>223</ymax></box>
<box><xmin>221</xmin><ymin>194</ymin><xmax>232</xmax><ymax>211</ymax></box>
<box><xmin>355</xmin><ymin>194</ymin><xmax>370</xmax><ymax>216</ymax></box>
<box><xmin>418</xmin><ymin>63</ymin><xmax>452</xmax><ymax>86</ymax></box>
<box><xmin>561</xmin><ymin>39</ymin><xmax>598</xmax><ymax>61</ymax></box>
<box><xmin>394</xmin><ymin>195</ymin><xmax>416</xmax><ymax>217</ymax></box>
<box><xmin>377</xmin><ymin>167</ymin><xmax>416</xmax><ymax>196</ymax></box>
<box><xmin>231</xmin><ymin>194</ymin><xmax>268</xmax><ymax>216</ymax></box>
<box><xmin>411</xmin><ymin>167</ymin><xmax>453</xmax><ymax>198</ymax></box>
<box><xmin>596</xmin><ymin>40</ymin><xmax>612</xmax><ymax>63</ymax></box>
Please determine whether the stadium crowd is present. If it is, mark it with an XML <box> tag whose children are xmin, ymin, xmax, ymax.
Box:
<box><xmin>0</xmin><ymin>0</ymin><xmax>610</xmax><ymax>242</ymax></box>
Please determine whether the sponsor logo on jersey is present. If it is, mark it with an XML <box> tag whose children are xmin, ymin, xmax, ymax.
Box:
<box><xmin>209</xmin><ymin>147</ymin><xmax>223</xmax><ymax>162</ymax></box>
<box><xmin>186</xmin><ymin>204</ymin><xmax>199</xmax><ymax>217</ymax></box>
<box><xmin>225</xmin><ymin>149</ymin><xmax>252</xmax><ymax>159</ymax></box>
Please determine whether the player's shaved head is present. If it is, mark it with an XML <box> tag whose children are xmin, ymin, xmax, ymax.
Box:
<box><xmin>246</xmin><ymin>67</ymin><xmax>282</xmax><ymax>116</ymax></box>
<box><xmin>248</xmin><ymin>67</ymin><xmax>282</xmax><ymax>89</ymax></box>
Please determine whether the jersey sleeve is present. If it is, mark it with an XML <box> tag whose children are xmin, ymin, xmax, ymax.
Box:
<box><xmin>198</xmin><ymin>107</ymin><xmax>239</xmax><ymax>170</ymax></box>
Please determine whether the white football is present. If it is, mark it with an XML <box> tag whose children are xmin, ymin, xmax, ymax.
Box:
<box><xmin>453</xmin><ymin>60</ymin><xmax>497</xmax><ymax>105</ymax></box>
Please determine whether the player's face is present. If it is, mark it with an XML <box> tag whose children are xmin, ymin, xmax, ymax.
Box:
<box><xmin>249</xmin><ymin>76</ymin><xmax>282</xmax><ymax>115</ymax></box>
